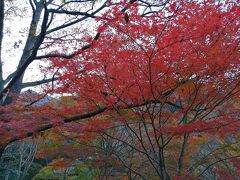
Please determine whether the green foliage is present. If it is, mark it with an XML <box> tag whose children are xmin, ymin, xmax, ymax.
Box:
<box><xmin>24</xmin><ymin>163</ymin><xmax>43</xmax><ymax>180</ymax></box>
<box><xmin>32</xmin><ymin>167</ymin><xmax>59</xmax><ymax>180</ymax></box>
<box><xmin>67</xmin><ymin>164</ymin><xmax>96</xmax><ymax>180</ymax></box>
<box><xmin>0</xmin><ymin>152</ymin><xmax>31</xmax><ymax>180</ymax></box>
<box><xmin>32</xmin><ymin>163</ymin><xmax>96</xmax><ymax>180</ymax></box>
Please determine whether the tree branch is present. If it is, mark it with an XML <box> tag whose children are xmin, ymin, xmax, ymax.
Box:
<box><xmin>48</xmin><ymin>9</ymin><xmax>97</xmax><ymax>18</ymax></box>
<box><xmin>46</xmin><ymin>1</ymin><xmax>108</xmax><ymax>34</ymax></box>
<box><xmin>7</xmin><ymin>107</ymin><xmax>108</xmax><ymax>145</ymax></box>
<box><xmin>0</xmin><ymin>4</ymin><xmax>49</xmax><ymax>101</ymax></box>
<box><xmin>35</xmin><ymin>44</ymin><xmax>91</xmax><ymax>60</ymax></box>
<box><xmin>2</xmin><ymin>72</ymin><xmax>16</xmax><ymax>86</ymax></box>
<box><xmin>197</xmin><ymin>155</ymin><xmax>240</xmax><ymax>177</ymax></box>
<box><xmin>20</xmin><ymin>77</ymin><xmax>58</xmax><ymax>89</ymax></box>
<box><xmin>1</xmin><ymin>99</ymin><xmax>182</xmax><ymax>153</ymax></box>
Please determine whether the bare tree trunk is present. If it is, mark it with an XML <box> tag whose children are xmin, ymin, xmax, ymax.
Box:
<box><xmin>177</xmin><ymin>133</ymin><xmax>188</xmax><ymax>176</ymax></box>
<box><xmin>3</xmin><ymin>1</ymin><xmax>44</xmax><ymax>105</ymax></box>
<box><xmin>12</xmin><ymin>2</ymin><xmax>43</xmax><ymax>92</ymax></box>
<box><xmin>0</xmin><ymin>0</ymin><xmax>4</xmax><ymax>91</ymax></box>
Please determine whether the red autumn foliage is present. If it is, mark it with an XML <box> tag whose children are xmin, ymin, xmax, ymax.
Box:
<box><xmin>48</xmin><ymin>0</ymin><xmax>239</xmax><ymax>135</ymax></box>
<box><xmin>0</xmin><ymin>0</ymin><xmax>239</xmax><ymax>179</ymax></box>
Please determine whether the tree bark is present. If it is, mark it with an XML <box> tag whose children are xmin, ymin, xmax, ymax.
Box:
<box><xmin>2</xmin><ymin>2</ymin><xmax>44</xmax><ymax>105</ymax></box>
<box><xmin>9</xmin><ymin>2</ymin><xmax>43</xmax><ymax>94</ymax></box>
<box><xmin>0</xmin><ymin>0</ymin><xmax>4</xmax><ymax>90</ymax></box>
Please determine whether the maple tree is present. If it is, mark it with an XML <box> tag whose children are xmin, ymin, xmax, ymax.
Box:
<box><xmin>0</xmin><ymin>0</ymin><xmax>240</xmax><ymax>179</ymax></box>
<box><xmin>0</xmin><ymin>0</ymin><xmax>133</xmax><ymax>156</ymax></box>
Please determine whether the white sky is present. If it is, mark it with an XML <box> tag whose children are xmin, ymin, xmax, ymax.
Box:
<box><xmin>2</xmin><ymin>0</ymin><xmax>99</xmax><ymax>91</ymax></box>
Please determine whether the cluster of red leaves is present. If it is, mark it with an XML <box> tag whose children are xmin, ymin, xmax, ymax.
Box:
<box><xmin>48</xmin><ymin>0</ymin><xmax>239</xmax><ymax>134</ymax></box>
<box><xmin>0</xmin><ymin>1</ymin><xmax>239</xmax><ymax>177</ymax></box>
<box><xmin>157</xmin><ymin>115</ymin><xmax>240</xmax><ymax>136</ymax></box>
<box><xmin>31</xmin><ymin>0</ymin><xmax>240</xmax><ymax>177</ymax></box>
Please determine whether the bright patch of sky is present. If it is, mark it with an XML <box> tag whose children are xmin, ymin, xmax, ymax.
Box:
<box><xmin>2</xmin><ymin>0</ymin><xmax>101</xmax><ymax>92</ymax></box>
